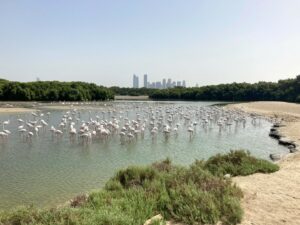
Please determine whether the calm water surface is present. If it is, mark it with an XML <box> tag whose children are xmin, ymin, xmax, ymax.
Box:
<box><xmin>0</xmin><ymin>101</ymin><xmax>288</xmax><ymax>209</ymax></box>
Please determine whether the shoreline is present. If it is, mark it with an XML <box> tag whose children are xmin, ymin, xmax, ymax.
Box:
<box><xmin>227</xmin><ymin>101</ymin><xmax>300</xmax><ymax>225</ymax></box>
<box><xmin>0</xmin><ymin>107</ymin><xmax>36</xmax><ymax>113</ymax></box>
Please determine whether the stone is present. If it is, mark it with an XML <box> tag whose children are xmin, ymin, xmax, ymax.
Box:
<box><xmin>269</xmin><ymin>153</ymin><xmax>281</xmax><ymax>161</ymax></box>
<box><xmin>224</xmin><ymin>174</ymin><xmax>231</xmax><ymax>179</ymax></box>
<box><xmin>269</xmin><ymin>130</ymin><xmax>281</xmax><ymax>139</ymax></box>
<box><xmin>144</xmin><ymin>214</ymin><xmax>164</xmax><ymax>225</ymax></box>
<box><xmin>289</xmin><ymin>147</ymin><xmax>298</xmax><ymax>153</ymax></box>
<box><xmin>273</xmin><ymin>123</ymin><xmax>286</xmax><ymax>128</ymax></box>
<box><xmin>278</xmin><ymin>138</ymin><xmax>296</xmax><ymax>147</ymax></box>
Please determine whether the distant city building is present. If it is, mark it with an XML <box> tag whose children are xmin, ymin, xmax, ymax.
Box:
<box><xmin>133</xmin><ymin>74</ymin><xmax>139</xmax><ymax>88</ymax></box>
<box><xmin>162</xmin><ymin>79</ymin><xmax>166</xmax><ymax>89</ymax></box>
<box><xmin>167</xmin><ymin>78</ymin><xmax>172</xmax><ymax>88</ymax></box>
<box><xmin>131</xmin><ymin>74</ymin><xmax>187</xmax><ymax>89</ymax></box>
<box><xmin>155</xmin><ymin>81</ymin><xmax>162</xmax><ymax>89</ymax></box>
<box><xmin>143</xmin><ymin>74</ymin><xmax>148</xmax><ymax>88</ymax></box>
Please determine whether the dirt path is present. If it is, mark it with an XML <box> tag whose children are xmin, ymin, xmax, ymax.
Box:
<box><xmin>228</xmin><ymin>102</ymin><xmax>300</xmax><ymax>225</ymax></box>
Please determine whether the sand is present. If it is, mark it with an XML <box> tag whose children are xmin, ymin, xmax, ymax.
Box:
<box><xmin>228</xmin><ymin>101</ymin><xmax>300</xmax><ymax>225</ymax></box>
<box><xmin>114</xmin><ymin>95</ymin><xmax>150</xmax><ymax>100</ymax></box>
<box><xmin>0</xmin><ymin>107</ymin><xmax>36</xmax><ymax>113</ymax></box>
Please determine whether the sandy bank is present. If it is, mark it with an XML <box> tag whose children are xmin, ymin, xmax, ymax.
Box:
<box><xmin>114</xmin><ymin>95</ymin><xmax>149</xmax><ymax>100</ymax></box>
<box><xmin>0</xmin><ymin>107</ymin><xmax>36</xmax><ymax>113</ymax></box>
<box><xmin>228</xmin><ymin>101</ymin><xmax>300</xmax><ymax>225</ymax></box>
<box><xmin>37</xmin><ymin>105</ymin><xmax>107</xmax><ymax>110</ymax></box>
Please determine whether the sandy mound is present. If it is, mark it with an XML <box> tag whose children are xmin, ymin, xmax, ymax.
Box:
<box><xmin>228</xmin><ymin>101</ymin><xmax>300</xmax><ymax>225</ymax></box>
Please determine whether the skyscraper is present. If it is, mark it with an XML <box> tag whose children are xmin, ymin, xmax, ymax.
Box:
<box><xmin>162</xmin><ymin>79</ymin><xmax>166</xmax><ymax>89</ymax></box>
<box><xmin>137</xmin><ymin>76</ymin><xmax>139</xmax><ymax>88</ymax></box>
<box><xmin>167</xmin><ymin>78</ymin><xmax>172</xmax><ymax>88</ymax></box>
<box><xmin>155</xmin><ymin>81</ymin><xmax>162</xmax><ymax>89</ymax></box>
<box><xmin>143</xmin><ymin>74</ymin><xmax>148</xmax><ymax>88</ymax></box>
<box><xmin>133</xmin><ymin>74</ymin><xmax>139</xmax><ymax>88</ymax></box>
<box><xmin>182</xmin><ymin>80</ymin><xmax>186</xmax><ymax>87</ymax></box>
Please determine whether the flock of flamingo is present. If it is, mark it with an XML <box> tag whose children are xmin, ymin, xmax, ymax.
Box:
<box><xmin>0</xmin><ymin>103</ymin><xmax>263</xmax><ymax>145</ymax></box>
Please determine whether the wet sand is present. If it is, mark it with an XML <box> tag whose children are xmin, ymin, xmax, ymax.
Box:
<box><xmin>114</xmin><ymin>95</ymin><xmax>149</xmax><ymax>100</ymax></box>
<box><xmin>0</xmin><ymin>107</ymin><xmax>36</xmax><ymax>113</ymax></box>
<box><xmin>228</xmin><ymin>101</ymin><xmax>300</xmax><ymax>225</ymax></box>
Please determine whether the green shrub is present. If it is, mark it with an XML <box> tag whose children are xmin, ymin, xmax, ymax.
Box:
<box><xmin>0</xmin><ymin>150</ymin><xmax>280</xmax><ymax>225</ymax></box>
<box><xmin>204</xmin><ymin>150</ymin><xmax>279</xmax><ymax>176</ymax></box>
<box><xmin>113</xmin><ymin>166</ymin><xmax>158</xmax><ymax>189</ymax></box>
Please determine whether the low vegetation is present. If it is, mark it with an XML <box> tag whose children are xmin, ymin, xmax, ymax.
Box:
<box><xmin>0</xmin><ymin>80</ymin><xmax>114</xmax><ymax>101</ymax></box>
<box><xmin>203</xmin><ymin>150</ymin><xmax>280</xmax><ymax>176</ymax></box>
<box><xmin>0</xmin><ymin>75</ymin><xmax>299</xmax><ymax>102</ymax></box>
<box><xmin>149</xmin><ymin>75</ymin><xmax>300</xmax><ymax>102</ymax></box>
<box><xmin>110</xmin><ymin>86</ymin><xmax>156</xmax><ymax>96</ymax></box>
<box><xmin>0</xmin><ymin>150</ymin><xmax>279</xmax><ymax>225</ymax></box>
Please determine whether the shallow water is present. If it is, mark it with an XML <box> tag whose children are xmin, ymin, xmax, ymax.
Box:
<box><xmin>0</xmin><ymin>101</ymin><xmax>288</xmax><ymax>209</ymax></box>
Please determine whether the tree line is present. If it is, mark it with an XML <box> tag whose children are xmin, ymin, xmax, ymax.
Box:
<box><xmin>0</xmin><ymin>75</ymin><xmax>299</xmax><ymax>102</ymax></box>
<box><xmin>109</xmin><ymin>87</ymin><xmax>156</xmax><ymax>96</ymax></box>
<box><xmin>0</xmin><ymin>80</ymin><xmax>114</xmax><ymax>101</ymax></box>
<box><xmin>149</xmin><ymin>76</ymin><xmax>300</xmax><ymax>102</ymax></box>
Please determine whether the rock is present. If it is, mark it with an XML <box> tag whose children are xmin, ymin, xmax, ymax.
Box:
<box><xmin>270</xmin><ymin>127</ymin><xmax>277</xmax><ymax>132</ymax></box>
<box><xmin>273</xmin><ymin>123</ymin><xmax>286</xmax><ymax>128</ymax></box>
<box><xmin>289</xmin><ymin>147</ymin><xmax>298</xmax><ymax>153</ymax></box>
<box><xmin>144</xmin><ymin>214</ymin><xmax>164</xmax><ymax>225</ymax></box>
<box><xmin>278</xmin><ymin>138</ymin><xmax>296</xmax><ymax>147</ymax></box>
<box><xmin>269</xmin><ymin>130</ymin><xmax>281</xmax><ymax>139</ymax></box>
<box><xmin>270</xmin><ymin>153</ymin><xmax>281</xmax><ymax>161</ymax></box>
<box><xmin>224</xmin><ymin>174</ymin><xmax>231</xmax><ymax>179</ymax></box>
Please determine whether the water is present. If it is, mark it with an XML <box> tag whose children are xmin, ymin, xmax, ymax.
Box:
<box><xmin>0</xmin><ymin>101</ymin><xmax>288</xmax><ymax>209</ymax></box>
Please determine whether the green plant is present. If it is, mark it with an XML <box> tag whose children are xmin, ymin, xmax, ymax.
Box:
<box><xmin>0</xmin><ymin>150</ymin><xmax>280</xmax><ymax>225</ymax></box>
<box><xmin>204</xmin><ymin>150</ymin><xmax>279</xmax><ymax>176</ymax></box>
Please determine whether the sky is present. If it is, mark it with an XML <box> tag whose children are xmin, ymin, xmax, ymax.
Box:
<box><xmin>0</xmin><ymin>0</ymin><xmax>300</xmax><ymax>87</ymax></box>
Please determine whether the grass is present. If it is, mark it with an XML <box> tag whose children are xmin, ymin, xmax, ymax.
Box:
<box><xmin>203</xmin><ymin>150</ymin><xmax>280</xmax><ymax>176</ymax></box>
<box><xmin>0</xmin><ymin>150</ymin><xmax>279</xmax><ymax>225</ymax></box>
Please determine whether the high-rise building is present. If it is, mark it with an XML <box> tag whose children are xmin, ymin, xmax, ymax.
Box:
<box><xmin>133</xmin><ymin>74</ymin><xmax>139</xmax><ymax>88</ymax></box>
<box><xmin>162</xmin><ymin>79</ymin><xmax>166</xmax><ymax>89</ymax></box>
<box><xmin>131</xmin><ymin>74</ymin><xmax>187</xmax><ymax>89</ymax></box>
<box><xmin>132</xmin><ymin>74</ymin><xmax>135</xmax><ymax>88</ymax></box>
<box><xmin>155</xmin><ymin>81</ymin><xmax>162</xmax><ymax>89</ymax></box>
<box><xmin>137</xmin><ymin>76</ymin><xmax>139</xmax><ymax>88</ymax></box>
<box><xmin>143</xmin><ymin>74</ymin><xmax>148</xmax><ymax>88</ymax></box>
<box><xmin>167</xmin><ymin>79</ymin><xmax>172</xmax><ymax>88</ymax></box>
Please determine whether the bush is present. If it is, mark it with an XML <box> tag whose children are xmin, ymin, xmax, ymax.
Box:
<box><xmin>204</xmin><ymin>150</ymin><xmax>279</xmax><ymax>176</ymax></box>
<box><xmin>0</xmin><ymin>150</ymin><xmax>279</xmax><ymax>225</ymax></box>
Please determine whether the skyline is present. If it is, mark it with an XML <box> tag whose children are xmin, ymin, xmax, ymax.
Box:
<box><xmin>132</xmin><ymin>74</ymin><xmax>187</xmax><ymax>89</ymax></box>
<box><xmin>1</xmin><ymin>1</ymin><xmax>300</xmax><ymax>87</ymax></box>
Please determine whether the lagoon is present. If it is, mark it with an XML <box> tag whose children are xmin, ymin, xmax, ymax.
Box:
<box><xmin>0</xmin><ymin>101</ymin><xmax>288</xmax><ymax>209</ymax></box>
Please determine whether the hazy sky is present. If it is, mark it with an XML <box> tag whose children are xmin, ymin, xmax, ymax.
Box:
<box><xmin>1</xmin><ymin>0</ymin><xmax>300</xmax><ymax>87</ymax></box>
